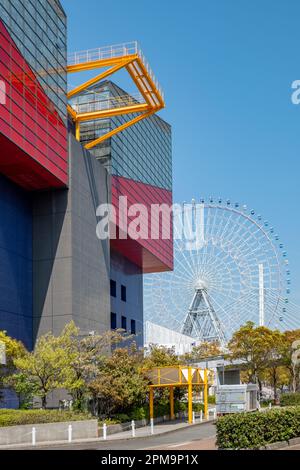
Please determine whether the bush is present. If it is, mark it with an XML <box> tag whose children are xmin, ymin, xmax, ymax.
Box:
<box><xmin>216</xmin><ymin>407</ymin><xmax>300</xmax><ymax>449</ymax></box>
<box><xmin>98</xmin><ymin>418</ymin><xmax>121</xmax><ymax>426</ymax></box>
<box><xmin>280</xmin><ymin>392</ymin><xmax>300</xmax><ymax>407</ymax></box>
<box><xmin>0</xmin><ymin>409</ymin><xmax>91</xmax><ymax>428</ymax></box>
<box><xmin>113</xmin><ymin>413</ymin><xmax>131</xmax><ymax>423</ymax></box>
<box><xmin>130</xmin><ymin>406</ymin><xmax>148</xmax><ymax>421</ymax></box>
<box><xmin>193</xmin><ymin>402</ymin><xmax>205</xmax><ymax>412</ymax></box>
<box><xmin>260</xmin><ymin>399</ymin><xmax>274</xmax><ymax>408</ymax></box>
<box><xmin>208</xmin><ymin>395</ymin><xmax>216</xmax><ymax>405</ymax></box>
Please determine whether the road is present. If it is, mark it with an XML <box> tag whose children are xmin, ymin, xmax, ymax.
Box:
<box><xmin>26</xmin><ymin>422</ymin><xmax>216</xmax><ymax>451</ymax></box>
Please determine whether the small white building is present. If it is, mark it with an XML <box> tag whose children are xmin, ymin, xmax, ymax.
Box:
<box><xmin>144</xmin><ymin>321</ymin><xmax>198</xmax><ymax>355</ymax></box>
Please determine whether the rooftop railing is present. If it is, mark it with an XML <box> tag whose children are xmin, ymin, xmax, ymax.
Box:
<box><xmin>70</xmin><ymin>92</ymin><xmax>144</xmax><ymax>114</ymax></box>
<box><xmin>68</xmin><ymin>42</ymin><xmax>164</xmax><ymax>100</ymax></box>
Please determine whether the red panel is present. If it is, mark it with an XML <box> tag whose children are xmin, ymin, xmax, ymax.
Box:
<box><xmin>0</xmin><ymin>19</ymin><xmax>68</xmax><ymax>190</ymax></box>
<box><xmin>111</xmin><ymin>175</ymin><xmax>173</xmax><ymax>273</ymax></box>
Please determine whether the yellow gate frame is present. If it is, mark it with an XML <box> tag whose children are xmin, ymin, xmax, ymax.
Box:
<box><xmin>145</xmin><ymin>366</ymin><xmax>209</xmax><ymax>425</ymax></box>
<box><xmin>67</xmin><ymin>42</ymin><xmax>165</xmax><ymax>148</ymax></box>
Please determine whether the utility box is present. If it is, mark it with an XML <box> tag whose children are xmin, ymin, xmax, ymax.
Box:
<box><xmin>216</xmin><ymin>384</ymin><xmax>258</xmax><ymax>414</ymax></box>
<box><xmin>0</xmin><ymin>341</ymin><xmax>6</xmax><ymax>365</ymax></box>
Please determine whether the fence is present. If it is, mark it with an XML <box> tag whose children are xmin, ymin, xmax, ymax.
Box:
<box><xmin>99</xmin><ymin>409</ymin><xmax>217</xmax><ymax>440</ymax></box>
<box><xmin>0</xmin><ymin>420</ymin><xmax>98</xmax><ymax>447</ymax></box>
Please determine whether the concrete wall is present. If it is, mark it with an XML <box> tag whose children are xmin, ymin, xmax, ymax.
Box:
<box><xmin>110</xmin><ymin>250</ymin><xmax>143</xmax><ymax>347</ymax></box>
<box><xmin>0</xmin><ymin>419</ymin><xmax>98</xmax><ymax>446</ymax></box>
<box><xmin>33</xmin><ymin>134</ymin><xmax>111</xmax><ymax>341</ymax></box>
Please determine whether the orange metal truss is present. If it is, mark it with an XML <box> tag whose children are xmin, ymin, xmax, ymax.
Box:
<box><xmin>67</xmin><ymin>42</ymin><xmax>165</xmax><ymax>149</ymax></box>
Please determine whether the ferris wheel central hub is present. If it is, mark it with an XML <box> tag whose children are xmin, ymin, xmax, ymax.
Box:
<box><xmin>195</xmin><ymin>280</ymin><xmax>207</xmax><ymax>291</ymax></box>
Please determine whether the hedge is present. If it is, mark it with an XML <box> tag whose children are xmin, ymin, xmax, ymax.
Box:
<box><xmin>216</xmin><ymin>407</ymin><xmax>300</xmax><ymax>449</ymax></box>
<box><xmin>280</xmin><ymin>392</ymin><xmax>300</xmax><ymax>407</ymax></box>
<box><xmin>0</xmin><ymin>409</ymin><xmax>91</xmax><ymax>428</ymax></box>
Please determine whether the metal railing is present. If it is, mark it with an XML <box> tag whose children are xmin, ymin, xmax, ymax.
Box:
<box><xmin>68</xmin><ymin>42</ymin><xmax>138</xmax><ymax>66</ymax></box>
<box><xmin>70</xmin><ymin>92</ymin><xmax>144</xmax><ymax>114</ymax></box>
<box><xmin>68</xmin><ymin>42</ymin><xmax>164</xmax><ymax>100</ymax></box>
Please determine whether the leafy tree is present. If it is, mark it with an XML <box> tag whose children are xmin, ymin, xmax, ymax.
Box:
<box><xmin>182</xmin><ymin>341</ymin><xmax>221</xmax><ymax>362</ymax></box>
<box><xmin>58</xmin><ymin>323</ymin><xmax>131</xmax><ymax>410</ymax></box>
<box><xmin>227</xmin><ymin>322</ymin><xmax>284</xmax><ymax>397</ymax></box>
<box><xmin>143</xmin><ymin>344</ymin><xmax>180</xmax><ymax>368</ymax></box>
<box><xmin>88</xmin><ymin>346</ymin><xmax>147</xmax><ymax>417</ymax></box>
<box><xmin>0</xmin><ymin>331</ymin><xmax>26</xmax><ymax>403</ymax></box>
<box><xmin>4</xmin><ymin>373</ymin><xmax>38</xmax><ymax>409</ymax></box>
<box><xmin>281</xmin><ymin>329</ymin><xmax>300</xmax><ymax>392</ymax></box>
<box><xmin>12</xmin><ymin>331</ymin><xmax>72</xmax><ymax>408</ymax></box>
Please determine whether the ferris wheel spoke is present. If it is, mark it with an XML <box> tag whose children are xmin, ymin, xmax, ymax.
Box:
<box><xmin>144</xmin><ymin>201</ymin><xmax>294</xmax><ymax>343</ymax></box>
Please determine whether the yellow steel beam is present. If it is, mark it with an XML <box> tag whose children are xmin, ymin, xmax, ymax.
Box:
<box><xmin>128</xmin><ymin>60</ymin><xmax>162</xmax><ymax>108</ymax></box>
<box><xmin>149</xmin><ymin>382</ymin><xmax>204</xmax><ymax>388</ymax></box>
<box><xmin>204</xmin><ymin>369</ymin><xmax>208</xmax><ymax>420</ymax></box>
<box><xmin>188</xmin><ymin>367</ymin><xmax>193</xmax><ymax>425</ymax></box>
<box><xmin>169</xmin><ymin>386</ymin><xmax>175</xmax><ymax>420</ymax></box>
<box><xmin>67</xmin><ymin>49</ymin><xmax>165</xmax><ymax>146</ymax></box>
<box><xmin>67</xmin><ymin>59</ymin><xmax>135</xmax><ymax>99</ymax></box>
<box><xmin>136</xmin><ymin>57</ymin><xmax>164</xmax><ymax>109</ymax></box>
<box><xmin>85</xmin><ymin>109</ymin><xmax>157</xmax><ymax>150</ymax></box>
<box><xmin>126</xmin><ymin>62</ymin><xmax>154</xmax><ymax>107</ymax></box>
<box><xmin>67</xmin><ymin>104</ymin><xmax>77</xmax><ymax>121</ymax></box>
<box><xmin>75</xmin><ymin>121</ymin><xmax>80</xmax><ymax>141</ymax></box>
<box><xmin>149</xmin><ymin>387</ymin><xmax>154</xmax><ymax>420</ymax></box>
<box><xmin>76</xmin><ymin>103</ymin><xmax>150</xmax><ymax>122</ymax></box>
<box><xmin>67</xmin><ymin>54</ymin><xmax>138</xmax><ymax>73</ymax></box>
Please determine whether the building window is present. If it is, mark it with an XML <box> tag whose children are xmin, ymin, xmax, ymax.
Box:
<box><xmin>121</xmin><ymin>316</ymin><xmax>127</xmax><ymax>331</ymax></box>
<box><xmin>121</xmin><ymin>285</ymin><xmax>127</xmax><ymax>302</ymax></box>
<box><xmin>110</xmin><ymin>280</ymin><xmax>116</xmax><ymax>298</ymax></box>
<box><xmin>131</xmin><ymin>319</ymin><xmax>136</xmax><ymax>335</ymax></box>
<box><xmin>111</xmin><ymin>312</ymin><xmax>117</xmax><ymax>330</ymax></box>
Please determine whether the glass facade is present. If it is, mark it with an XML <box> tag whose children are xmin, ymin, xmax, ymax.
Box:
<box><xmin>0</xmin><ymin>0</ymin><xmax>67</xmax><ymax>122</ymax></box>
<box><xmin>0</xmin><ymin>1</ymin><xmax>68</xmax><ymax>189</ymax></box>
<box><xmin>71</xmin><ymin>81</ymin><xmax>172</xmax><ymax>191</ymax></box>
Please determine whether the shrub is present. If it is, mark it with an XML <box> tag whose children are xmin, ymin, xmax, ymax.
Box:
<box><xmin>208</xmin><ymin>395</ymin><xmax>216</xmax><ymax>405</ymax></box>
<box><xmin>98</xmin><ymin>418</ymin><xmax>121</xmax><ymax>425</ymax></box>
<box><xmin>130</xmin><ymin>406</ymin><xmax>148</xmax><ymax>421</ymax></box>
<box><xmin>0</xmin><ymin>409</ymin><xmax>91</xmax><ymax>428</ymax></box>
<box><xmin>260</xmin><ymin>399</ymin><xmax>274</xmax><ymax>408</ymax></box>
<box><xmin>113</xmin><ymin>413</ymin><xmax>131</xmax><ymax>423</ymax></box>
<box><xmin>280</xmin><ymin>392</ymin><xmax>300</xmax><ymax>407</ymax></box>
<box><xmin>216</xmin><ymin>407</ymin><xmax>300</xmax><ymax>449</ymax></box>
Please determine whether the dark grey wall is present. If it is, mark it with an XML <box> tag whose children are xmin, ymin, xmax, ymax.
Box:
<box><xmin>33</xmin><ymin>134</ymin><xmax>111</xmax><ymax>341</ymax></box>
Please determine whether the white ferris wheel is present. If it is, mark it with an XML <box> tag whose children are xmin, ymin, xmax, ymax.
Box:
<box><xmin>144</xmin><ymin>199</ymin><xmax>297</xmax><ymax>347</ymax></box>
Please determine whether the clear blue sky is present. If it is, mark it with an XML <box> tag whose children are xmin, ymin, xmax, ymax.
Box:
<box><xmin>62</xmin><ymin>0</ymin><xmax>300</xmax><ymax>306</ymax></box>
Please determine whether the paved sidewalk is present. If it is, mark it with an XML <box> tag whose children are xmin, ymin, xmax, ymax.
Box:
<box><xmin>102</xmin><ymin>418</ymin><xmax>215</xmax><ymax>441</ymax></box>
<box><xmin>0</xmin><ymin>418</ymin><xmax>216</xmax><ymax>450</ymax></box>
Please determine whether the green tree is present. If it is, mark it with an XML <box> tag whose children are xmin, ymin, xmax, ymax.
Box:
<box><xmin>143</xmin><ymin>345</ymin><xmax>180</xmax><ymax>368</ymax></box>
<box><xmin>88</xmin><ymin>345</ymin><xmax>147</xmax><ymax>417</ymax></box>
<box><xmin>281</xmin><ymin>329</ymin><xmax>300</xmax><ymax>392</ymax></box>
<box><xmin>58</xmin><ymin>323</ymin><xmax>131</xmax><ymax>410</ymax></box>
<box><xmin>0</xmin><ymin>331</ymin><xmax>26</xmax><ymax>404</ymax></box>
<box><xmin>4</xmin><ymin>373</ymin><xmax>38</xmax><ymax>409</ymax></box>
<box><xmin>182</xmin><ymin>341</ymin><xmax>221</xmax><ymax>362</ymax></box>
<box><xmin>13</xmin><ymin>331</ymin><xmax>71</xmax><ymax>408</ymax></box>
<box><xmin>227</xmin><ymin>322</ymin><xmax>284</xmax><ymax>397</ymax></box>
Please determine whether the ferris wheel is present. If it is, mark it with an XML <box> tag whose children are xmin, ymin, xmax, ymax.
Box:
<box><xmin>144</xmin><ymin>199</ymin><xmax>297</xmax><ymax>347</ymax></box>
